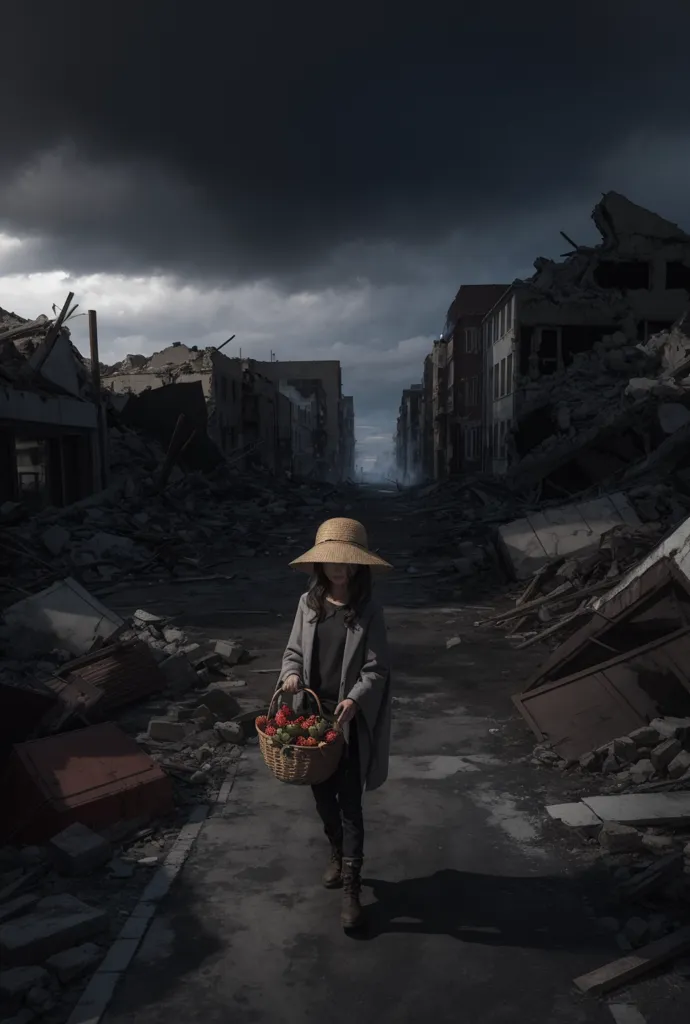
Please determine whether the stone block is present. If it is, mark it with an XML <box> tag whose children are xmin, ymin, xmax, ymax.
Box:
<box><xmin>195</xmin><ymin>683</ymin><xmax>241</xmax><ymax>720</ymax></box>
<box><xmin>651</xmin><ymin>738</ymin><xmax>682</xmax><ymax>773</ymax></box>
<box><xmin>667</xmin><ymin>750</ymin><xmax>690</xmax><ymax>779</ymax></box>
<box><xmin>45</xmin><ymin>942</ymin><xmax>102</xmax><ymax>983</ymax></box>
<box><xmin>148</xmin><ymin>718</ymin><xmax>194</xmax><ymax>742</ymax></box>
<box><xmin>0</xmin><ymin>895</ymin><xmax>39</xmax><ymax>925</ymax></box>
<box><xmin>0</xmin><ymin>966</ymin><xmax>49</xmax><ymax>1000</ymax></box>
<box><xmin>48</xmin><ymin>823</ymin><xmax>111</xmax><ymax>876</ymax></box>
<box><xmin>641</xmin><ymin>833</ymin><xmax>676</xmax><ymax>854</ymax></box>
<box><xmin>214</xmin><ymin>640</ymin><xmax>246</xmax><ymax>666</ymax></box>
<box><xmin>214</xmin><ymin>721</ymin><xmax>244</xmax><ymax>745</ymax></box>
<box><xmin>628</xmin><ymin>725</ymin><xmax>661</xmax><ymax>748</ymax></box>
<box><xmin>612</xmin><ymin>736</ymin><xmax>639</xmax><ymax>763</ymax></box>
<box><xmin>579</xmin><ymin>751</ymin><xmax>601</xmax><ymax>772</ymax></box>
<box><xmin>650</xmin><ymin>717</ymin><xmax>690</xmax><ymax>741</ymax></box>
<box><xmin>602</xmin><ymin>754</ymin><xmax>620</xmax><ymax>775</ymax></box>
<box><xmin>630</xmin><ymin>758</ymin><xmax>656</xmax><ymax>784</ymax></box>
<box><xmin>598</xmin><ymin>822</ymin><xmax>644</xmax><ymax>853</ymax></box>
<box><xmin>0</xmin><ymin>894</ymin><xmax>108</xmax><ymax>966</ymax></box>
<box><xmin>158</xmin><ymin>653</ymin><xmax>198</xmax><ymax>695</ymax></box>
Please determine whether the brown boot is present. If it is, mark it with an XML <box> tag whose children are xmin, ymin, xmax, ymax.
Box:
<box><xmin>341</xmin><ymin>859</ymin><xmax>364</xmax><ymax>930</ymax></box>
<box><xmin>322</xmin><ymin>843</ymin><xmax>343</xmax><ymax>889</ymax></box>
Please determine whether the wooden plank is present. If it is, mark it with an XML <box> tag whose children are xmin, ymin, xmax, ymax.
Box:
<box><xmin>573</xmin><ymin>925</ymin><xmax>690</xmax><ymax>995</ymax></box>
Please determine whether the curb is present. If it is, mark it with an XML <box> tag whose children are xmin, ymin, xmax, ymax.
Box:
<box><xmin>66</xmin><ymin>757</ymin><xmax>241</xmax><ymax>1024</ymax></box>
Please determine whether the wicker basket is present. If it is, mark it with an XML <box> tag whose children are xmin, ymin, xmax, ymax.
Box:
<box><xmin>256</xmin><ymin>688</ymin><xmax>344</xmax><ymax>785</ymax></box>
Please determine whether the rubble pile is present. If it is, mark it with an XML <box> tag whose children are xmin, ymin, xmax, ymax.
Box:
<box><xmin>510</xmin><ymin>316</ymin><xmax>690</xmax><ymax>499</ymax></box>
<box><xmin>576</xmin><ymin>719</ymin><xmax>690</xmax><ymax>785</ymax></box>
<box><xmin>0</xmin><ymin>421</ymin><xmax>352</xmax><ymax>599</ymax></box>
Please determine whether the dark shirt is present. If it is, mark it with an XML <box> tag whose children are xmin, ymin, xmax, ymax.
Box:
<box><xmin>311</xmin><ymin>602</ymin><xmax>347</xmax><ymax>705</ymax></box>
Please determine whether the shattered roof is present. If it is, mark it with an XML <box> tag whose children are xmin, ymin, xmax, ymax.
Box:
<box><xmin>593</xmin><ymin>192</ymin><xmax>690</xmax><ymax>245</ymax></box>
<box><xmin>0</xmin><ymin>304</ymin><xmax>91</xmax><ymax>398</ymax></box>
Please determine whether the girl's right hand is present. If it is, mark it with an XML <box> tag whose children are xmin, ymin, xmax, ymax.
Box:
<box><xmin>282</xmin><ymin>674</ymin><xmax>301</xmax><ymax>694</ymax></box>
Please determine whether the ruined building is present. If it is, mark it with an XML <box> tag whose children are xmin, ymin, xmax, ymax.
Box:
<box><xmin>485</xmin><ymin>192</ymin><xmax>690</xmax><ymax>477</ymax></box>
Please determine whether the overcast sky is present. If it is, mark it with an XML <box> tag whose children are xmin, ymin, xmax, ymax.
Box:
<box><xmin>2</xmin><ymin>3</ymin><xmax>690</xmax><ymax>468</ymax></box>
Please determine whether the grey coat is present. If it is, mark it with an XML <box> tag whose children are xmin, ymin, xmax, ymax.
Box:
<box><xmin>278</xmin><ymin>593</ymin><xmax>392</xmax><ymax>792</ymax></box>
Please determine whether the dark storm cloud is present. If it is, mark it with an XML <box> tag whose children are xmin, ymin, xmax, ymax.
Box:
<box><xmin>2</xmin><ymin>1</ymin><xmax>690</xmax><ymax>284</ymax></box>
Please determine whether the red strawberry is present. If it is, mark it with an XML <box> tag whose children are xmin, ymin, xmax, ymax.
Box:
<box><xmin>265</xmin><ymin>725</ymin><xmax>277</xmax><ymax>737</ymax></box>
<box><xmin>324</xmin><ymin>730</ymin><xmax>338</xmax><ymax>744</ymax></box>
<box><xmin>275</xmin><ymin>713</ymin><xmax>289</xmax><ymax>728</ymax></box>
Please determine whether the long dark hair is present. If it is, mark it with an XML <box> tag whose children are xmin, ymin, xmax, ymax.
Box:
<box><xmin>306</xmin><ymin>564</ymin><xmax>372</xmax><ymax>628</ymax></box>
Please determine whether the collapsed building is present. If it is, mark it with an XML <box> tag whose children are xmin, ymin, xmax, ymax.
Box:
<box><xmin>487</xmin><ymin>192</ymin><xmax>690</xmax><ymax>490</ymax></box>
<box><xmin>0</xmin><ymin>301</ymin><xmax>106</xmax><ymax>510</ymax></box>
<box><xmin>103</xmin><ymin>346</ymin><xmax>355</xmax><ymax>482</ymax></box>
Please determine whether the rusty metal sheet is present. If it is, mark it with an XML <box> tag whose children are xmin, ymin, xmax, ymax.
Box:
<box><xmin>513</xmin><ymin>628</ymin><xmax>690</xmax><ymax>760</ymax></box>
<box><xmin>0</xmin><ymin>722</ymin><xmax>173</xmax><ymax>843</ymax></box>
<box><xmin>60</xmin><ymin>640</ymin><xmax>165</xmax><ymax>716</ymax></box>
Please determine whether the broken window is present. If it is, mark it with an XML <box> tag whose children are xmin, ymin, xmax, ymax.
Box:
<box><xmin>500</xmin><ymin>358</ymin><xmax>506</xmax><ymax>396</ymax></box>
<box><xmin>506</xmin><ymin>353</ymin><xmax>513</xmax><ymax>394</ymax></box>
<box><xmin>665</xmin><ymin>261</ymin><xmax>690</xmax><ymax>290</ymax></box>
<box><xmin>594</xmin><ymin>260</ymin><xmax>650</xmax><ymax>290</ymax></box>
<box><xmin>537</xmin><ymin>328</ymin><xmax>559</xmax><ymax>375</ymax></box>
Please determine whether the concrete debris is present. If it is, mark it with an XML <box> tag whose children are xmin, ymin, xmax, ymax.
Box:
<box><xmin>599</xmin><ymin>822</ymin><xmax>644</xmax><ymax>853</ymax></box>
<box><xmin>47</xmin><ymin>824</ymin><xmax>111</xmax><ymax>876</ymax></box>
<box><xmin>571</xmin><ymin>718</ymin><xmax>690</xmax><ymax>784</ymax></box>
<box><xmin>0</xmin><ymin>894</ymin><xmax>107</xmax><ymax>966</ymax></box>
<box><xmin>45</xmin><ymin>942</ymin><xmax>102</xmax><ymax>984</ymax></box>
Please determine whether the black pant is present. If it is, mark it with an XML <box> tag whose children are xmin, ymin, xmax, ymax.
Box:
<box><xmin>311</xmin><ymin>719</ymin><xmax>364</xmax><ymax>862</ymax></box>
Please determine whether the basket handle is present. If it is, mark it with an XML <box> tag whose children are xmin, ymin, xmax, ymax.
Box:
<box><xmin>268</xmin><ymin>685</ymin><xmax>326</xmax><ymax>720</ymax></box>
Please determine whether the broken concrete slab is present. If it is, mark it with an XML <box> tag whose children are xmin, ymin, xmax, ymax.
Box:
<box><xmin>214</xmin><ymin>640</ymin><xmax>246</xmax><ymax>665</ymax></box>
<box><xmin>0</xmin><ymin>894</ymin><xmax>107</xmax><ymax>966</ymax></box>
<box><xmin>3</xmin><ymin>578</ymin><xmax>123</xmax><ymax>658</ymax></box>
<box><xmin>148</xmin><ymin>719</ymin><xmax>195</xmax><ymax>742</ymax></box>
<box><xmin>582</xmin><ymin>793</ymin><xmax>690</xmax><ymax>828</ymax></box>
<box><xmin>545</xmin><ymin>802</ymin><xmax>602</xmax><ymax>828</ymax></box>
<box><xmin>599</xmin><ymin>822</ymin><xmax>644</xmax><ymax>853</ymax></box>
<box><xmin>0</xmin><ymin>895</ymin><xmax>39</xmax><ymax>925</ymax></box>
<box><xmin>45</xmin><ymin>942</ymin><xmax>102</xmax><ymax>983</ymax></box>
<box><xmin>195</xmin><ymin>682</ymin><xmax>241</xmax><ymax>720</ymax></box>
<box><xmin>650</xmin><ymin>738</ymin><xmax>682</xmax><ymax>772</ymax></box>
<box><xmin>0</xmin><ymin>965</ymin><xmax>49</xmax><ymax>1006</ymax></box>
<box><xmin>48</xmin><ymin>823</ymin><xmax>112</xmax><ymax>876</ymax></box>
<box><xmin>667</xmin><ymin>750</ymin><xmax>690</xmax><ymax>778</ymax></box>
<box><xmin>498</xmin><ymin>493</ymin><xmax>640</xmax><ymax>580</ymax></box>
<box><xmin>214</xmin><ymin>721</ymin><xmax>244</xmax><ymax>745</ymax></box>
<box><xmin>158</xmin><ymin>653</ymin><xmax>199</xmax><ymax>695</ymax></box>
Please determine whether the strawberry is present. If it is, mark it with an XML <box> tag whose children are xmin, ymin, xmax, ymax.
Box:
<box><xmin>265</xmin><ymin>725</ymin><xmax>277</xmax><ymax>737</ymax></box>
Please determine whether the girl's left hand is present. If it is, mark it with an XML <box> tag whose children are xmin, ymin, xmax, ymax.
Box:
<box><xmin>335</xmin><ymin>698</ymin><xmax>357</xmax><ymax>724</ymax></box>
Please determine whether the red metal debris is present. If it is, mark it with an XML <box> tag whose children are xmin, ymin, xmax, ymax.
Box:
<box><xmin>0</xmin><ymin>722</ymin><xmax>174</xmax><ymax>844</ymax></box>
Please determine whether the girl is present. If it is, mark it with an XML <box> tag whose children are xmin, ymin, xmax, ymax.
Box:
<box><xmin>279</xmin><ymin>517</ymin><xmax>392</xmax><ymax>931</ymax></box>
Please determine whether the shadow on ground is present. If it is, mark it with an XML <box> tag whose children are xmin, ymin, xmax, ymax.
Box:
<box><xmin>353</xmin><ymin>867</ymin><xmax>614</xmax><ymax>952</ymax></box>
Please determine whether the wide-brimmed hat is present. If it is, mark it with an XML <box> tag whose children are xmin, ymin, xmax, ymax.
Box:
<box><xmin>289</xmin><ymin>517</ymin><xmax>393</xmax><ymax>573</ymax></box>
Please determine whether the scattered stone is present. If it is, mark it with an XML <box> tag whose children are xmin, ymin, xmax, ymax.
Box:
<box><xmin>0</xmin><ymin>966</ymin><xmax>49</xmax><ymax>1002</ymax></box>
<box><xmin>48</xmin><ymin>823</ymin><xmax>111</xmax><ymax>876</ymax></box>
<box><xmin>25</xmin><ymin>984</ymin><xmax>55</xmax><ymax>1013</ymax></box>
<box><xmin>445</xmin><ymin>636</ymin><xmax>462</xmax><ymax>649</ymax></box>
<box><xmin>612</xmin><ymin>736</ymin><xmax>638</xmax><ymax>763</ymax></box>
<box><xmin>650</xmin><ymin>717</ymin><xmax>690</xmax><ymax>741</ymax></box>
<box><xmin>598</xmin><ymin>822</ymin><xmax>644</xmax><ymax>853</ymax></box>
<box><xmin>191</xmin><ymin>705</ymin><xmax>215</xmax><ymax>728</ymax></box>
<box><xmin>630</xmin><ymin>758</ymin><xmax>656</xmax><ymax>784</ymax></box>
<box><xmin>158</xmin><ymin>653</ymin><xmax>198</xmax><ymax>695</ymax></box>
<box><xmin>148</xmin><ymin>718</ymin><xmax>194</xmax><ymax>742</ymax></box>
<box><xmin>190</xmin><ymin>770</ymin><xmax>209</xmax><ymax>784</ymax></box>
<box><xmin>45</xmin><ymin>942</ymin><xmax>102</xmax><ymax>983</ymax></box>
<box><xmin>667</xmin><ymin>750</ymin><xmax>690</xmax><ymax>779</ymax></box>
<box><xmin>137</xmin><ymin>857</ymin><xmax>159</xmax><ymax>866</ymax></box>
<box><xmin>0</xmin><ymin>895</ymin><xmax>39</xmax><ymax>925</ymax></box>
<box><xmin>579</xmin><ymin>751</ymin><xmax>601</xmax><ymax>772</ymax></box>
<box><xmin>628</xmin><ymin>725</ymin><xmax>662</xmax><ymax>747</ymax></box>
<box><xmin>602</xmin><ymin>754</ymin><xmax>620</xmax><ymax>775</ymax></box>
<box><xmin>0</xmin><ymin>894</ymin><xmax>108</xmax><ymax>966</ymax></box>
<box><xmin>214</xmin><ymin>721</ymin><xmax>244</xmax><ymax>745</ymax></box>
<box><xmin>133</xmin><ymin>609</ymin><xmax>165</xmax><ymax>624</ymax></box>
<box><xmin>196</xmin><ymin>683</ymin><xmax>241</xmax><ymax>720</ymax></box>
<box><xmin>642</xmin><ymin>833</ymin><xmax>676</xmax><ymax>854</ymax></box>
<box><xmin>214</xmin><ymin>640</ymin><xmax>246</xmax><ymax>665</ymax></box>
<box><xmin>163</xmin><ymin>627</ymin><xmax>185</xmax><ymax>644</ymax></box>
<box><xmin>651</xmin><ymin>738</ymin><xmax>682</xmax><ymax>773</ymax></box>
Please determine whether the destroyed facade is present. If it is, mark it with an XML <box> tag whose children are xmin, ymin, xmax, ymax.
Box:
<box><xmin>104</xmin><ymin>346</ymin><xmax>356</xmax><ymax>482</ymax></box>
<box><xmin>0</xmin><ymin>306</ymin><xmax>106</xmax><ymax>510</ymax></box>
<box><xmin>396</xmin><ymin>192</ymin><xmax>690</xmax><ymax>490</ymax></box>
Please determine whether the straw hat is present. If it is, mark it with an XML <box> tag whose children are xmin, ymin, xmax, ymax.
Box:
<box><xmin>289</xmin><ymin>517</ymin><xmax>392</xmax><ymax>573</ymax></box>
